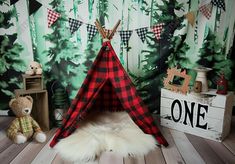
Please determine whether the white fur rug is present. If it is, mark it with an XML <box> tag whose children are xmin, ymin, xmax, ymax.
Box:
<box><xmin>55</xmin><ymin>111</ymin><xmax>157</xmax><ymax>163</ymax></box>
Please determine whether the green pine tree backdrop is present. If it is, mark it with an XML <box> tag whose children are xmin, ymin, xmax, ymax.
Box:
<box><xmin>0</xmin><ymin>0</ymin><xmax>25</xmax><ymax>110</ymax></box>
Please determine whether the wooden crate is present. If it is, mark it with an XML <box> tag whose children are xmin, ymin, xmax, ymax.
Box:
<box><xmin>14</xmin><ymin>89</ymin><xmax>50</xmax><ymax>131</ymax></box>
<box><xmin>22</xmin><ymin>74</ymin><xmax>43</xmax><ymax>90</ymax></box>
<box><xmin>160</xmin><ymin>88</ymin><xmax>234</xmax><ymax>142</ymax></box>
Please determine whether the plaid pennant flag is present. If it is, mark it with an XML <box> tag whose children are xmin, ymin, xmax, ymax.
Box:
<box><xmin>68</xmin><ymin>18</ymin><xmax>83</xmax><ymax>34</ymax></box>
<box><xmin>194</xmin><ymin>19</ymin><xmax>198</xmax><ymax>43</ymax></box>
<box><xmin>87</xmin><ymin>24</ymin><xmax>98</xmax><ymax>41</ymax></box>
<box><xmin>47</xmin><ymin>8</ymin><xmax>60</xmax><ymax>27</ymax></box>
<box><xmin>199</xmin><ymin>3</ymin><xmax>212</xmax><ymax>19</ymax></box>
<box><xmin>119</xmin><ymin>30</ymin><xmax>133</xmax><ymax>45</ymax></box>
<box><xmin>211</xmin><ymin>0</ymin><xmax>225</xmax><ymax>11</ymax></box>
<box><xmin>151</xmin><ymin>23</ymin><xmax>164</xmax><ymax>40</ymax></box>
<box><xmin>185</xmin><ymin>11</ymin><xmax>195</xmax><ymax>26</ymax></box>
<box><xmin>29</xmin><ymin>0</ymin><xmax>42</xmax><ymax>15</ymax></box>
<box><xmin>136</xmin><ymin>27</ymin><xmax>148</xmax><ymax>43</ymax></box>
<box><xmin>10</xmin><ymin>0</ymin><xmax>19</xmax><ymax>5</ymax></box>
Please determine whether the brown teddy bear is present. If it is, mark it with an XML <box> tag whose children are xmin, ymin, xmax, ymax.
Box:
<box><xmin>7</xmin><ymin>96</ymin><xmax>46</xmax><ymax>144</ymax></box>
<box><xmin>25</xmin><ymin>61</ymin><xmax>43</xmax><ymax>75</ymax></box>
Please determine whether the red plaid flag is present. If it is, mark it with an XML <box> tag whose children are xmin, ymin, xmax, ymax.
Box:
<box><xmin>199</xmin><ymin>3</ymin><xmax>212</xmax><ymax>19</ymax></box>
<box><xmin>151</xmin><ymin>23</ymin><xmax>164</xmax><ymax>40</ymax></box>
<box><xmin>47</xmin><ymin>8</ymin><xmax>60</xmax><ymax>27</ymax></box>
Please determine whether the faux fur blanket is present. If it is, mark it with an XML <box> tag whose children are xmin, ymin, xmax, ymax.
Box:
<box><xmin>55</xmin><ymin>111</ymin><xmax>157</xmax><ymax>163</ymax></box>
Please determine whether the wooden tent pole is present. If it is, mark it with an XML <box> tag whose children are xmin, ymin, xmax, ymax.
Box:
<box><xmin>108</xmin><ymin>20</ymin><xmax>121</xmax><ymax>39</ymax></box>
<box><xmin>95</xmin><ymin>19</ymin><xmax>106</xmax><ymax>39</ymax></box>
<box><xmin>95</xmin><ymin>19</ymin><xmax>121</xmax><ymax>40</ymax></box>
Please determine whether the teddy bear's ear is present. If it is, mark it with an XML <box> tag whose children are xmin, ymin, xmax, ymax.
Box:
<box><xmin>9</xmin><ymin>98</ymin><xmax>16</xmax><ymax>108</ymax></box>
<box><xmin>25</xmin><ymin>96</ymin><xmax>33</xmax><ymax>103</ymax></box>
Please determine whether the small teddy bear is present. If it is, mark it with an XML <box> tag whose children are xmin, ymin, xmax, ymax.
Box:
<box><xmin>7</xmin><ymin>96</ymin><xmax>46</xmax><ymax>144</ymax></box>
<box><xmin>25</xmin><ymin>61</ymin><xmax>43</xmax><ymax>75</ymax></box>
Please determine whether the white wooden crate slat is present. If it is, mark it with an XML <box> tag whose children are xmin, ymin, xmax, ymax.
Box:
<box><xmin>161</xmin><ymin>97</ymin><xmax>225</xmax><ymax>120</ymax></box>
<box><xmin>160</xmin><ymin>88</ymin><xmax>234</xmax><ymax>142</ymax></box>
<box><xmin>161</xmin><ymin>89</ymin><xmax>229</xmax><ymax>108</ymax></box>
<box><xmin>160</xmin><ymin>106</ymin><xmax>224</xmax><ymax>133</ymax></box>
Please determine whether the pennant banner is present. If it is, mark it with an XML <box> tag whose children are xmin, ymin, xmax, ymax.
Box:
<box><xmin>136</xmin><ymin>27</ymin><xmax>148</xmax><ymax>43</ymax></box>
<box><xmin>199</xmin><ymin>3</ymin><xmax>212</xmax><ymax>19</ymax></box>
<box><xmin>151</xmin><ymin>23</ymin><xmax>164</xmax><ymax>40</ymax></box>
<box><xmin>119</xmin><ymin>30</ymin><xmax>133</xmax><ymax>45</ymax></box>
<box><xmin>200</xmin><ymin>0</ymin><xmax>212</xmax><ymax>6</ymax></box>
<box><xmin>29</xmin><ymin>0</ymin><xmax>42</xmax><ymax>15</ymax></box>
<box><xmin>10</xmin><ymin>0</ymin><xmax>19</xmax><ymax>5</ymax></box>
<box><xmin>69</xmin><ymin>18</ymin><xmax>83</xmax><ymax>34</ymax></box>
<box><xmin>185</xmin><ymin>11</ymin><xmax>195</xmax><ymax>26</ymax></box>
<box><xmin>47</xmin><ymin>8</ymin><xmax>60</xmax><ymax>27</ymax></box>
<box><xmin>194</xmin><ymin>19</ymin><xmax>198</xmax><ymax>43</ymax></box>
<box><xmin>87</xmin><ymin>24</ymin><xmax>98</xmax><ymax>41</ymax></box>
<box><xmin>211</xmin><ymin>0</ymin><xmax>225</xmax><ymax>11</ymax></box>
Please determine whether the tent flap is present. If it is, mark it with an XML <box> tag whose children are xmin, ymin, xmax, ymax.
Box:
<box><xmin>50</xmin><ymin>41</ymin><xmax>168</xmax><ymax>148</ymax></box>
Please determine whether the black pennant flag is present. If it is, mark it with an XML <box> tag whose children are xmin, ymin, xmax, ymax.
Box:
<box><xmin>29</xmin><ymin>0</ymin><xmax>42</xmax><ymax>15</ymax></box>
<box><xmin>10</xmin><ymin>0</ymin><xmax>19</xmax><ymax>5</ymax></box>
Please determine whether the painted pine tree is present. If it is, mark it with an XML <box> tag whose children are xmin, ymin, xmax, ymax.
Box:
<box><xmin>44</xmin><ymin>0</ymin><xmax>82</xmax><ymax>95</ymax></box>
<box><xmin>136</xmin><ymin>0</ymin><xmax>184</xmax><ymax>113</ymax></box>
<box><xmin>227</xmin><ymin>39</ymin><xmax>235</xmax><ymax>89</ymax></box>
<box><xmin>83</xmin><ymin>0</ymin><xmax>108</xmax><ymax>74</ymax></box>
<box><xmin>166</xmin><ymin>34</ymin><xmax>190</xmax><ymax>69</ymax></box>
<box><xmin>0</xmin><ymin>0</ymin><xmax>25</xmax><ymax>110</ymax></box>
<box><xmin>197</xmin><ymin>29</ymin><xmax>233</xmax><ymax>88</ymax></box>
<box><xmin>83</xmin><ymin>35</ymin><xmax>102</xmax><ymax>74</ymax></box>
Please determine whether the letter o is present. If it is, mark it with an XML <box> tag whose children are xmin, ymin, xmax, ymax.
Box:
<box><xmin>171</xmin><ymin>99</ymin><xmax>182</xmax><ymax>122</ymax></box>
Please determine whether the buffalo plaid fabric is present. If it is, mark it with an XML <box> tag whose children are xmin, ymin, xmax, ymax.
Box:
<box><xmin>47</xmin><ymin>8</ymin><xmax>60</xmax><ymax>27</ymax></box>
<box><xmin>119</xmin><ymin>30</ymin><xmax>133</xmax><ymax>45</ymax></box>
<box><xmin>68</xmin><ymin>18</ymin><xmax>83</xmax><ymax>34</ymax></box>
<box><xmin>199</xmin><ymin>3</ymin><xmax>212</xmax><ymax>19</ymax></box>
<box><xmin>87</xmin><ymin>24</ymin><xmax>98</xmax><ymax>41</ymax></box>
<box><xmin>212</xmin><ymin>0</ymin><xmax>225</xmax><ymax>11</ymax></box>
<box><xmin>151</xmin><ymin>23</ymin><xmax>164</xmax><ymax>40</ymax></box>
<box><xmin>50</xmin><ymin>41</ymin><xmax>168</xmax><ymax>147</ymax></box>
<box><xmin>136</xmin><ymin>27</ymin><xmax>148</xmax><ymax>43</ymax></box>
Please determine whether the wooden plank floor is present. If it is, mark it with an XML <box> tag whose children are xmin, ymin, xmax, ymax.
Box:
<box><xmin>0</xmin><ymin>116</ymin><xmax>235</xmax><ymax>164</ymax></box>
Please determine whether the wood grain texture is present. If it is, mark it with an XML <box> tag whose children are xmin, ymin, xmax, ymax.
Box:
<box><xmin>10</xmin><ymin>129</ymin><xmax>56</xmax><ymax>164</ymax></box>
<box><xmin>0</xmin><ymin>117</ymin><xmax>14</xmax><ymax>141</ymax></box>
<box><xmin>1</xmin><ymin>116</ymin><xmax>235</xmax><ymax>164</ymax></box>
<box><xmin>0</xmin><ymin>141</ymin><xmax>29</xmax><ymax>163</ymax></box>
<box><xmin>0</xmin><ymin>129</ymin><xmax>7</xmax><ymax>141</ymax></box>
<box><xmin>52</xmin><ymin>154</ymin><xmax>99</xmax><ymax>164</ymax></box>
<box><xmin>161</xmin><ymin>127</ymin><xmax>185</xmax><ymax>164</ymax></box>
<box><xmin>223</xmin><ymin>117</ymin><xmax>235</xmax><ymax>155</ymax></box>
<box><xmin>99</xmin><ymin>151</ymin><xmax>123</xmax><ymax>164</ymax></box>
<box><xmin>0</xmin><ymin>135</ymin><xmax>13</xmax><ymax>153</ymax></box>
<box><xmin>124</xmin><ymin>155</ymin><xmax>145</xmax><ymax>164</ymax></box>
<box><xmin>170</xmin><ymin>129</ymin><xmax>205</xmax><ymax>164</ymax></box>
<box><xmin>206</xmin><ymin>139</ymin><xmax>235</xmax><ymax>164</ymax></box>
<box><xmin>144</xmin><ymin>148</ymin><xmax>166</xmax><ymax>164</ymax></box>
<box><xmin>0</xmin><ymin>116</ymin><xmax>10</xmax><ymax>125</ymax></box>
<box><xmin>0</xmin><ymin>116</ymin><xmax>14</xmax><ymax>130</ymax></box>
<box><xmin>186</xmin><ymin>133</ymin><xmax>224</xmax><ymax>164</ymax></box>
<box><xmin>31</xmin><ymin>134</ymin><xmax>57</xmax><ymax>164</ymax></box>
<box><xmin>51</xmin><ymin>154</ymin><xmax>66</xmax><ymax>164</ymax></box>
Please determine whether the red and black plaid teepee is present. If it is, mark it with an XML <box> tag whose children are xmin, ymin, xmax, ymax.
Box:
<box><xmin>50</xmin><ymin>20</ymin><xmax>168</xmax><ymax>147</ymax></box>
